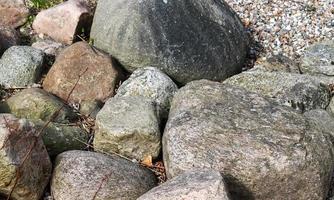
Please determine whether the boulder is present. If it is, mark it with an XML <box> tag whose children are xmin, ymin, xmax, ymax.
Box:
<box><xmin>0</xmin><ymin>114</ymin><xmax>52</xmax><ymax>200</ymax></box>
<box><xmin>0</xmin><ymin>46</ymin><xmax>44</xmax><ymax>87</ymax></box>
<box><xmin>51</xmin><ymin>150</ymin><xmax>157</xmax><ymax>200</ymax></box>
<box><xmin>32</xmin><ymin>0</ymin><xmax>92</xmax><ymax>44</ymax></box>
<box><xmin>251</xmin><ymin>55</ymin><xmax>300</xmax><ymax>73</ymax></box>
<box><xmin>34</xmin><ymin>120</ymin><xmax>89</xmax><ymax>157</ymax></box>
<box><xmin>225</xmin><ymin>71</ymin><xmax>331</xmax><ymax>112</ymax></box>
<box><xmin>6</xmin><ymin>88</ymin><xmax>77</xmax><ymax>123</ymax></box>
<box><xmin>94</xmin><ymin>96</ymin><xmax>161</xmax><ymax>161</ymax></box>
<box><xmin>0</xmin><ymin>0</ymin><xmax>29</xmax><ymax>28</ymax></box>
<box><xmin>138</xmin><ymin>169</ymin><xmax>231</xmax><ymax>200</ymax></box>
<box><xmin>0</xmin><ymin>27</ymin><xmax>19</xmax><ymax>56</ymax></box>
<box><xmin>163</xmin><ymin>80</ymin><xmax>334</xmax><ymax>199</ymax></box>
<box><xmin>90</xmin><ymin>0</ymin><xmax>249</xmax><ymax>84</ymax></box>
<box><xmin>43</xmin><ymin>42</ymin><xmax>122</xmax><ymax>114</ymax></box>
<box><xmin>116</xmin><ymin>67</ymin><xmax>178</xmax><ymax>119</ymax></box>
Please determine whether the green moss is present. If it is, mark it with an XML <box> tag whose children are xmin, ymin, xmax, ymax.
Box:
<box><xmin>29</xmin><ymin>0</ymin><xmax>64</xmax><ymax>10</ymax></box>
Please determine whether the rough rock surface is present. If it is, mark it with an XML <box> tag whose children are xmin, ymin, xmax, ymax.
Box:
<box><xmin>32</xmin><ymin>0</ymin><xmax>91</xmax><ymax>44</ymax></box>
<box><xmin>163</xmin><ymin>80</ymin><xmax>334</xmax><ymax>199</ymax></box>
<box><xmin>138</xmin><ymin>169</ymin><xmax>231</xmax><ymax>200</ymax></box>
<box><xmin>43</xmin><ymin>42</ymin><xmax>122</xmax><ymax>112</ymax></box>
<box><xmin>0</xmin><ymin>27</ymin><xmax>19</xmax><ymax>56</ymax></box>
<box><xmin>0</xmin><ymin>46</ymin><xmax>44</xmax><ymax>87</ymax></box>
<box><xmin>5</xmin><ymin>88</ymin><xmax>77</xmax><ymax>123</ymax></box>
<box><xmin>0</xmin><ymin>0</ymin><xmax>29</xmax><ymax>28</ymax></box>
<box><xmin>90</xmin><ymin>0</ymin><xmax>249</xmax><ymax>84</ymax></box>
<box><xmin>94</xmin><ymin>96</ymin><xmax>161</xmax><ymax>160</ymax></box>
<box><xmin>225</xmin><ymin>71</ymin><xmax>331</xmax><ymax>112</ymax></box>
<box><xmin>251</xmin><ymin>55</ymin><xmax>300</xmax><ymax>73</ymax></box>
<box><xmin>31</xmin><ymin>39</ymin><xmax>65</xmax><ymax>57</ymax></box>
<box><xmin>51</xmin><ymin>150</ymin><xmax>157</xmax><ymax>200</ymax></box>
<box><xmin>34</xmin><ymin>120</ymin><xmax>89</xmax><ymax>157</ymax></box>
<box><xmin>0</xmin><ymin>114</ymin><xmax>52</xmax><ymax>200</ymax></box>
<box><xmin>116</xmin><ymin>67</ymin><xmax>178</xmax><ymax>119</ymax></box>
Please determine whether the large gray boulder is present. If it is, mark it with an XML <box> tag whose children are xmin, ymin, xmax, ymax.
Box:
<box><xmin>116</xmin><ymin>67</ymin><xmax>178</xmax><ymax>119</ymax></box>
<box><xmin>138</xmin><ymin>169</ymin><xmax>231</xmax><ymax>200</ymax></box>
<box><xmin>51</xmin><ymin>150</ymin><xmax>157</xmax><ymax>200</ymax></box>
<box><xmin>0</xmin><ymin>46</ymin><xmax>44</xmax><ymax>87</ymax></box>
<box><xmin>90</xmin><ymin>0</ymin><xmax>249</xmax><ymax>84</ymax></box>
<box><xmin>163</xmin><ymin>80</ymin><xmax>334</xmax><ymax>199</ymax></box>
<box><xmin>94</xmin><ymin>96</ymin><xmax>161</xmax><ymax>161</ymax></box>
<box><xmin>225</xmin><ymin>71</ymin><xmax>331</xmax><ymax>112</ymax></box>
<box><xmin>0</xmin><ymin>114</ymin><xmax>52</xmax><ymax>200</ymax></box>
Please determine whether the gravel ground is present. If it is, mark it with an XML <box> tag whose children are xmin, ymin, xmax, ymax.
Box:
<box><xmin>225</xmin><ymin>0</ymin><xmax>334</xmax><ymax>60</ymax></box>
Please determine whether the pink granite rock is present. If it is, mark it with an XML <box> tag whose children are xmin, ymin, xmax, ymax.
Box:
<box><xmin>0</xmin><ymin>0</ymin><xmax>29</xmax><ymax>28</ymax></box>
<box><xmin>32</xmin><ymin>0</ymin><xmax>91</xmax><ymax>45</ymax></box>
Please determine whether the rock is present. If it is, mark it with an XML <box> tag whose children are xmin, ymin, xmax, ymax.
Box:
<box><xmin>303</xmin><ymin>109</ymin><xmax>334</xmax><ymax>138</ymax></box>
<box><xmin>0</xmin><ymin>0</ymin><xmax>29</xmax><ymax>28</ymax></box>
<box><xmin>116</xmin><ymin>67</ymin><xmax>178</xmax><ymax>119</ymax></box>
<box><xmin>32</xmin><ymin>0</ymin><xmax>92</xmax><ymax>44</ymax></box>
<box><xmin>51</xmin><ymin>150</ymin><xmax>157</xmax><ymax>200</ymax></box>
<box><xmin>163</xmin><ymin>80</ymin><xmax>334</xmax><ymax>199</ymax></box>
<box><xmin>90</xmin><ymin>0</ymin><xmax>249</xmax><ymax>84</ymax></box>
<box><xmin>0</xmin><ymin>27</ymin><xmax>19</xmax><ymax>56</ymax></box>
<box><xmin>138</xmin><ymin>169</ymin><xmax>231</xmax><ymax>200</ymax></box>
<box><xmin>225</xmin><ymin>71</ymin><xmax>331</xmax><ymax>112</ymax></box>
<box><xmin>43</xmin><ymin>42</ymin><xmax>122</xmax><ymax>115</ymax></box>
<box><xmin>0</xmin><ymin>114</ymin><xmax>52</xmax><ymax>200</ymax></box>
<box><xmin>34</xmin><ymin>120</ymin><xmax>89</xmax><ymax>157</ymax></box>
<box><xmin>327</xmin><ymin>98</ymin><xmax>334</xmax><ymax>117</ymax></box>
<box><xmin>0</xmin><ymin>46</ymin><xmax>44</xmax><ymax>87</ymax></box>
<box><xmin>252</xmin><ymin>55</ymin><xmax>300</xmax><ymax>73</ymax></box>
<box><xmin>31</xmin><ymin>38</ymin><xmax>65</xmax><ymax>57</ymax></box>
<box><xmin>6</xmin><ymin>88</ymin><xmax>77</xmax><ymax>123</ymax></box>
<box><xmin>94</xmin><ymin>96</ymin><xmax>161</xmax><ymax>161</ymax></box>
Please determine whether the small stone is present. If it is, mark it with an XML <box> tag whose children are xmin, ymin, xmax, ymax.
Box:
<box><xmin>94</xmin><ymin>96</ymin><xmax>161</xmax><ymax>161</ymax></box>
<box><xmin>31</xmin><ymin>38</ymin><xmax>65</xmax><ymax>57</ymax></box>
<box><xmin>51</xmin><ymin>150</ymin><xmax>157</xmax><ymax>200</ymax></box>
<box><xmin>0</xmin><ymin>46</ymin><xmax>44</xmax><ymax>87</ymax></box>
<box><xmin>0</xmin><ymin>114</ymin><xmax>52</xmax><ymax>200</ymax></box>
<box><xmin>0</xmin><ymin>0</ymin><xmax>29</xmax><ymax>28</ymax></box>
<box><xmin>116</xmin><ymin>67</ymin><xmax>178</xmax><ymax>119</ymax></box>
<box><xmin>0</xmin><ymin>27</ymin><xmax>19</xmax><ymax>56</ymax></box>
<box><xmin>32</xmin><ymin>0</ymin><xmax>92</xmax><ymax>44</ymax></box>
<box><xmin>138</xmin><ymin>169</ymin><xmax>231</xmax><ymax>200</ymax></box>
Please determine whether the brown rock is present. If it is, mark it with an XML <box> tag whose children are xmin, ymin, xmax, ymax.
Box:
<box><xmin>43</xmin><ymin>42</ymin><xmax>122</xmax><ymax>109</ymax></box>
<box><xmin>0</xmin><ymin>27</ymin><xmax>19</xmax><ymax>55</ymax></box>
<box><xmin>32</xmin><ymin>0</ymin><xmax>91</xmax><ymax>44</ymax></box>
<box><xmin>0</xmin><ymin>0</ymin><xmax>29</xmax><ymax>28</ymax></box>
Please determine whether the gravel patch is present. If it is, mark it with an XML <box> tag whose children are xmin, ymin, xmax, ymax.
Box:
<box><xmin>225</xmin><ymin>0</ymin><xmax>334</xmax><ymax>59</ymax></box>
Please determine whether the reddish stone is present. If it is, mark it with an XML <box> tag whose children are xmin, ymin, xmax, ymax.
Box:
<box><xmin>32</xmin><ymin>0</ymin><xmax>91</xmax><ymax>45</ymax></box>
<box><xmin>0</xmin><ymin>0</ymin><xmax>29</xmax><ymax>28</ymax></box>
<box><xmin>43</xmin><ymin>41</ymin><xmax>122</xmax><ymax>106</ymax></box>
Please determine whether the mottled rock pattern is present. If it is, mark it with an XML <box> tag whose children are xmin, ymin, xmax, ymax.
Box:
<box><xmin>43</xmin><ymin>42</ymin><xmax>122</xmax><ymax>113</ymax></box>
<box><xmin>32</xmin><ymin>0</ymin><xmax>91</xmax><ymax>44</ymax></box>
<box><xmin>6</xmin><ymin>88</ymin><xmax>77</xmax><ymax>123</ymax></box>
<box><xmin>91</xmin><ymin>0</ymin><xmax>249</xmax><ymax>84</ymax></box>
<box><xmin>0</xmin><ymin>0</ymin><xmax>29</xmax><ymax>28</ymax></box>
<box><xmin>138</xmin><ymin>169</ymin><xmax>231</xmax><ymax>200</ymax></box>
<box><xmin>31</xmin><ymin>38</ymin><xmax>65</xmax><ymax>57</ymax></box>
<box><xmin>94</xmin><ymin>96</ymin><xmax>161</xmax><ymax>160</ymax></box>
<box><xmin>51</xmin><ymin>150</ymin><xmax>157</xmax><ymax>200</ymax></box>
<box><xmin>251</xmin><ymin>55</ymin><xmax>300</xmax><ymax>73</ymax></box>
<box><xmin>0</xmin><ymin>46</ymin><xmax>44</xmax><ymax>87</ymax></box>
<box><xmin>34</xmin><ymin>120</ymin><xmax>89</xmax><ymax>157</ymax></box>
<box><xmin>163</xmin><ymin>80</ymin><xmax>334</xmax><ymax>199</ymax></box>
<box><xmin>225</xmin><ymin>71</ymin><xmax>331</xmax><ymax>112</ymax></box>
<box><xmin>116</xmin><ymin>67</ymin><xmax>178</xmax><ymax>119</ymax></box>
<box><xmin>0</xmin><ymin>27</ymin><xmax>19</xmax><ymax>56</ymax></box>
<box><xmin>0</xmin><ymin>114</ymin><xmax>52</xmax><ymax>200</ymax></box>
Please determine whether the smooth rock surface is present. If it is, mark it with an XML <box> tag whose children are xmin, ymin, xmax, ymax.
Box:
<box><xmin>163</xmin><ymin>80</ymin><xmax>334</xmax><ymax>199</ymax></box>
<box><xmin>138</xmin><ymin>169</ymin><xmax>231</xmax><ymax>200</ymax></box>
<box><xmin>0</xmin><ymin>0</ymin><xmax>29</xmax><ymax>28</ymax></box>
<box><xmin>116</xmin><ymin>67</ymin><xmax>178</xmax><ymax>119</ymax></box>
<box><xmin>0</xmin><ymin>27</ymin><xmax>19</xmax><ymax>56</ymax></box>
<box><xmin>51</xmin><ymin>150</ymin><xmax>157</xmax><ymax>200</ymax></box>
<box><xmin>32</xmin><ymin>0</ymin><xmax>91</xmax><ymax>44</ymax></box>
<box><xmin>6</xmin><ymin>88</ymin><xmax>77</xmax><ymax>123</ymax></box>
<box><xmin>0</xmin><ymin>46</ymin><xmax>44</xmax><ymax>87</ymax></box>
<box><xmin>0</xmin><ymin>114</ymin><xmax>52</xmax><ymax>200</ymax></box>
<box><xmin>91</xmin><ymin>0</ymin><xmax>249</xmax><ymax>84</ymax></box>
<box><xmin>94</xmin><ymin>96</ymin><xmax>161</xmax><ymax>161</ymax></box>
<box><xmin>225</xmin><ymin>71</ymin><xmax>331</xmax><ymax>112</ymax></box>
<box><xmin>43</xmin><ymin>42</ymin><xmax>122</xmax><ymax>112</ymax></box>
